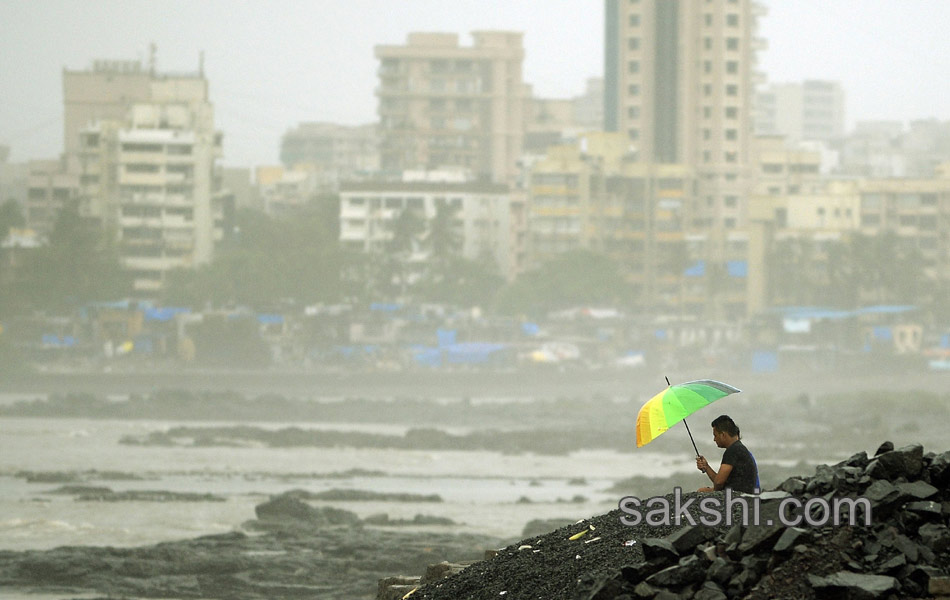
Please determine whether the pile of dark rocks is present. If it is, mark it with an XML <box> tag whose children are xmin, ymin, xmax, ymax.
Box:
<box><xmin>408</xmin><ymin>442</ymin><xmax>950</xmax><ymax>600</ymax></box>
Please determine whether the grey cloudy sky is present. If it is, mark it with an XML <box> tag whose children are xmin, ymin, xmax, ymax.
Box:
<box><xmin>2</xmin><ymin>1</ymin><xmax>949</xmax><ymax>168</ymax></box>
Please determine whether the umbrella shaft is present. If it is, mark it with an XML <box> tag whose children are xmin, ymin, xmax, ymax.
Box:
<box><xmin>683</xmin><ymin>418</ymin><xmax>700</xmax><ymax>456</ymax></box>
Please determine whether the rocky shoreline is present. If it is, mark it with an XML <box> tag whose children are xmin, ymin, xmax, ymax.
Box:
<box><xmin>0</xmin><ymin>492</ymin><xmax>505</xmax><ymax>600</ymax></box>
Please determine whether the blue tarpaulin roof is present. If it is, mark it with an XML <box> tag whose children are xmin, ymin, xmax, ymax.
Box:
<box><xmin>144</xmin><ymin>307</ymin><xmax>191</xmax><ymax>322</ymax></box>
<box><xmin>684</xmin><ymin>261</ymin><xmax>705</xmax><ymax>277</ymax></box>
<box><xmin>257</xmin><ymin>314</ymin><xmax>284</xmax><ymax>325</ymax></box>
<box><xmin>370</xmin><ymin>303</ymin><xmax>402</xmax><ymax>312</ymax></box>
<box><xmin>773</xmin><ymin>305</ymin><xmax>917</xmax><ymax>320</ymax></box>
<box><xmin>727</xmin><ymin>260</ymin><xmax>748</xmax><ymax>278</ymax></box>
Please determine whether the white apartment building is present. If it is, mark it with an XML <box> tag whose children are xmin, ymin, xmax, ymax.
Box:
<box><xmin>755</xmin><ymin>80</ymin><xmax>846</xmax><ymax>143</ymax></box>
<box><xmin>78</xmin><ymin>103</ymin><xmax>223</xmax><ymax>293</ymax></box>
<box><xmin>339</xmin><ymin>179</ymin><xmax>518</xmax><ymax>280</ymax></box>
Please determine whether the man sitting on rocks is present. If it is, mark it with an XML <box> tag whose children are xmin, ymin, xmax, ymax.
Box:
<box><xmin>696</xmin><ymin>414</ymin><xmax>759</xmax><ymax>494</ymax></box>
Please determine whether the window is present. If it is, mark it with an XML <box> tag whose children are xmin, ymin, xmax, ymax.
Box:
<box><xmin>628</xmin><ymin>128</ymin><xmax>640</xmax><ymax>140</ymax></box>
<box><xmin>628</xmin><ymin>61</ymin><xmax>640</xmax><ymax>73</ymax></box>
<box><xmin>704</xmin><ymin>14</ymin><xmax>713</xmax><ymax>26</ymax></box>
<box><xmin>725</xmin><ymin>107</ymin><xmax>738</xmax><ymax>119</ymax></box>
<box><xmin>167</xmin><ymin>145</ymin><xmax>192</xmax><ymax>155</ymax></box>
<box><xmin>628</xmin><ymin>84</ymin><xmax>640</xmax><ymax>95</ymax></box>
<box><xmin>703</xmin><ymin>107</ymin><xmax>712</xmax><ymax>118</ymax></box>
<box><xmin>727</xmin><ymin>14</ymin><xmax>739</xmax><ymax>26</ymax></box>
<box><xmin>726</xmin><ymin>84</ymin><xmax>738</xmax><ymax>96</ymax></box>
<box><xmin>629</xmin><ymin>14</ymin><xmax>640</xmax><ymax>26</ymax></box>
<box><xmin>726</xmin><ymin>61</ymin><xmax>739</xmax><ymax>74</ymax></box>
<box><xmin>725</xmin><ymin>152</ymin><xmax>737</xmax><ymax>163</ymax></box>
<box><xmin>704</xmin><ymin>61</ymin><xmax>712</xmax><ymax>74</ymax></box>
<box><xmin>627</xmin><ymin>106</ymin><xmax>640</xmax><ymax>118</ymax></box>
<box><xmin>385</xmin><ymin>197</ymin><xmax>403</xmax><ymax>209</ymax></box>
<box><xmin>726</xmin><ymin>37</ymin><xmax>739</xmax><ymax>51</ymax></box>
<box><xmin>628</xmin><ymin>37</ymin><xmax>640</xmax><ymax>50</ymax></box>
<box><xmin>724</xmin><ymin>218</ymin><xmax>737</xmax><ymax>228</ymax></box>
<box><xmin>704</xmin><ymin>37</ymin><xmax>712</xmax><ymax>50</ymax></box>
<box><xmin>703</xmin><ymin>129</ymin><xmax>711</xmax><ymax>140</ymax></box>
<box><xmin>726</xmin><ymin>129</ymin><xmax>737</xmax><ymax>140</ymax></box>
<box><xmin>126</xmin><ymin>163</ymin><xmax>160</xmax><ymax>173</ymax></box>
<box><xmin>704</xmin><ymin>84</ymin><xmax>712</xmax><ymax>96</ymax></box>
<box><xmin>724</xmin><ymin>196</ymin><xmax>738</xmax><ymax>207</ymax></box>
<box><xmin>762</xmin><ymin>164</ymin><xmax>783</xmax><ymax>174</ymax></box>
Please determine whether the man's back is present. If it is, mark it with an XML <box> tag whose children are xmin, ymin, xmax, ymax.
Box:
<box><xmin>721</xmin><ymin>440</ymin><xmax>758</xmax><ymax>493</ymax></box>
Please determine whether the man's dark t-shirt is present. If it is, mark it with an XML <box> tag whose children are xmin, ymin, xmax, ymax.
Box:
<box><xmin>721</xmin><ymin>440</ymin><xmax>758</xmax><ymax>493</ymax></box>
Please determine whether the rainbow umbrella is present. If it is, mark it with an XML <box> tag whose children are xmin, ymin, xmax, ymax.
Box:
<box><xmin>636</xmin><ymin>378</ymin><xmax>741</xmax><ymax>452</ymax></box>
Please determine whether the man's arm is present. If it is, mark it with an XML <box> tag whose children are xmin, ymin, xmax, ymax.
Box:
<box><xmin>710</xmin><ymin>463</ymin><xmax>733</xmax><ymax>491</ymax></box>
<box><xmin>697</xmin><ymin>456</ymin><xmax>733</xmax><ymax>491</ymax></box>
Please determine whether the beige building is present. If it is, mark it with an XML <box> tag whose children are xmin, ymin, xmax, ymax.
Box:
<box><xmin>25</xmin><ymin>158</ymin><xmax>79</xmax><ymax>238</ymax></box>
<box><xmin>279</xmin><ymin>122</ymin><xmax>380</xmax><ymax>189</ymax></box>
<box><xmin>64</xmin><ymin>57</ymin><xmax>223</xmax><ymax>294</ymax></box>
<box><xmin>375</xmin><ymin>32</ymin><xmax>525</xmax><ymax>184</ymax></box>
<box><xmin>605</xmin><ymin>0</ymin><xmax>766</xmax><ymax>232</ymax></box>
<box><xmin>525</xmin><ymin>133</ymin><xmax>752</xmax><ymax>316</ymax></box>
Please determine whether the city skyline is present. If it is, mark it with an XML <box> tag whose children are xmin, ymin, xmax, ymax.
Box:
<box><xmin>2</xmin><ymin>0</ymin><xmax>950</xmax><ymax>168</ymax></box>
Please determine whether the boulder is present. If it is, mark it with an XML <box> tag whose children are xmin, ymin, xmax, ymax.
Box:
<box><xmin>644</xmin><ymin>555</ymin><xmax>706</xmax><ymax>587</ymax></box>
<box><xmin>866</xmin><ymin>444</ymin><xmax>923</xmax><ymax>481</ymax></box>
<box><xmin>918</xmin><ymin>523</ymin><xmax>950</xmax><ymax>553</ymax></box>
<box><xmin>807</xmin><ymin>571</ymin><xmax>898</xmax><ymax>599</ymax></box>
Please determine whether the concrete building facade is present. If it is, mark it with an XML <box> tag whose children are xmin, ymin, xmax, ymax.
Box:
<box><xmin>339</xmin><ymin>179</ymin><xmax>520</xmax><ymax>280</ymax></box>
<box><xmin>63</xmin><ymin>58</ymin><xmax>223</xmax><ymax>294</ymax></box>
<box><xmin>375</xmin><ymin>32</ymin><xmax>525</xmax><ymax>184</ymax></box>
<box><xmin>754</xmin><ymin>80</ymin><xmax>846</xmax><ymax>143</ymax></box>
<box><xmin>605</xmin><ymin>0</ymin><xmax>766</xmax><ymax>232</ymax></box>
<box><xmin>279</xmin><ymin>122</ymin><xmax>380</xmax><ymax>189</ymax></box>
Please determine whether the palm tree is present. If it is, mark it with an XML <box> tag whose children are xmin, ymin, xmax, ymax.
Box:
<box><xmin>386</xmin><ymin>206</ymin><xmax>426</xmax><ymax>301</ymax></box>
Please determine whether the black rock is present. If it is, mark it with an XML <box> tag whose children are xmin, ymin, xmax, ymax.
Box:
<box><xmin>874</xmin><ymin>441</ymin><xmax>894</xmax><ymax>456</ymax></box>
<box><xmin>918</xmin><ymin>523</ymin><xmax>950</xmax><ymax>553</ymax></box>
<box><xmin>807</xmin><ymin>571</ymin><xmax>898</xmax><ymax>599</ymax></box>
<box><xmin>254</xmin><ymin>493</ymin><xmax>360</xmax><ymax>526</ymax></box>
<box><xmin>875</xmin><ymin>554</ymin><xmax>906</xmax><ymax>574</ymax></box>
<box><xmin>706</xmin><ymin>557</ymin><xmax>736</xmax><ymax>586</ymax></box>
<box><xmin>896</xmin><ymin>480</ymin><xmax>938</xmax><ymax>500</ymax></box>
<box><xmin>666</xmin><ymin>526</ymin><xmax>710</xmax><ymax>556</ymax></box>
<box><xmin>777</xmin><ymin>477</ymin><xmax>806</xmax><ymax>495</ymax></box>
<box><xmin>929</xmin><ymin>451</ymin><xmax>950</xmax><ymax>485</ymax></box>
<box><xmin>641</xmin><ymin>538</ymin><xmax>679</xmax><ymax>563</ymax></box>
<box><xmin>693</xmin><ymin>580</ymin><xmax>727</xmax><ymax>600</ymax></box>
<box><xmin>644</xmin><ymin>555</ymin><xmax>706</xmax><ymax>588</ymax></box>
<box><xmin>868</xmin><ymin>444</ymin><xmax>924</xmax><ymax>481</ymax></box>
<box><xmin>773</xmin><ymin>527</ymin><xmax>810</xmax><ymax>553</ymax></box>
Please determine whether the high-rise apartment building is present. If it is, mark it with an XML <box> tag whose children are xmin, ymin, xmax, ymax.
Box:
<box><xmin>375</xmin><ymin>32</ymin><xmax>525</xmax><ymax>184</ymax></box>
<box><xmin>605</xmin><ymin>0</ymin><xmax>766</xmax><ymax>231</ymax></box>
<box><xmin>64</xmin><ymin>57</ymin><xmax>223</xmax><ymax>294</ymax></box>
<box><xmin>754</xmin><ymin>80</ymin><xmax>846</xmax><ymax>143</ymax></box>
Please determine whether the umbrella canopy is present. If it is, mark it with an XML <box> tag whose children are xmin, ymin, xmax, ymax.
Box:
<box><xmin>636</xmin><ymin>379</ymin><xmax>741</xmax><ymax>448</ymax></box>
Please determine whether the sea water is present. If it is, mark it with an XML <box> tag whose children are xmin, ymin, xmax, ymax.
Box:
<box><xmin>0</xmin><ymin>416</ymin><xmax>698</xmax><ymax>551</ymax></box>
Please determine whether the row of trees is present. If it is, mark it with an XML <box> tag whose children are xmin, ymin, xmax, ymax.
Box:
<box><xmin>0</xmin><ymin>195</ymin><xmax>941</xmax><ymax>320</ymax></box>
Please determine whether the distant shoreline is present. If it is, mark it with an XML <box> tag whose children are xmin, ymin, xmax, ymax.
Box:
<box><xmin>1</xmin><ymin>366</ymin><xmax>946</xmax><ymax>398</ymax></box>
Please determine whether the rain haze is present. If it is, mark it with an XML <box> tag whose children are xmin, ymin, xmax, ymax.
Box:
<box><xmin>1</xmin><ymin>2</ymin><xmax>950</xmax><ymax>599</ymax></box>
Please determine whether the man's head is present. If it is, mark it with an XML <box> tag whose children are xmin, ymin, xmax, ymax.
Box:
<box><xmin>710</xmin><ymin>414</ymin><xmax>740</xmax><ymax>448</ymax></box>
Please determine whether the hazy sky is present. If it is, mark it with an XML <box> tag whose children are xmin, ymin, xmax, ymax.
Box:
<box><xmin>2</xmin><ymin>1</ymin><xmax>949</xmax><ymax>168</ymax></box>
